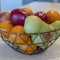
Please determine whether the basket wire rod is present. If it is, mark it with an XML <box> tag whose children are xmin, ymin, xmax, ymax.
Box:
<box><xmin>18</xmin><ymin>35</ymin><xmax>36</xmax><ymax>54</ymax></box>
<box><xmin>46</xmin><ymin>29</ymin><xmax>59</xmax><ymax>49</ymax></box>
<box><xmin>32</xmin><ymin>34</ymin><xmax>38</xmax><ymax>42</ymax></box>
<box><xmin>39</xmin><ymin>34</ymin><xmax>46</xmax><ymax>48</ymax></box>
<box><xmin>0</xmin><ymin>28</ymin><xmax>60</xmax><ymax>55</ymax></box>
<box><xmin>0</xmin><ymin>28</ymin><xmax>60</xmax><ymax>36</ymax></box>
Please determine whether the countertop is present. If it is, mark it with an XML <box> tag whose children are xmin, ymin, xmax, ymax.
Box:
<box><xmin>0</xmin><ymin>2</ymin><xmax>60</xmax><ymax>60</ymax></box>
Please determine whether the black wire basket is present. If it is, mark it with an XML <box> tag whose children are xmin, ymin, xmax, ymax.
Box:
<box><xmin>0</xmin><ymin>28</ymin><xmax>60</xmax><ymax>55</ymax></box>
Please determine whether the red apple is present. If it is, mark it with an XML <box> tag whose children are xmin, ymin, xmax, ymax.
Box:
<box><xmin>35</xmin><ymin>11</ymin><xmax>49</xmax><ymax>23</ymax></box>
<box><xmin>0</xmin><ymin>12</ymin><xmax>10</xmax><ymax>22</ymax></box>
<box><xmin>43</xmin><ymin>33</ymin><xmax>50</xmax><ymax>40</ymax></box>
<box><xmin>37</xmin><ymin>46</ymin><xmax>44</xmax><ymax>51</ymax></box>
<box><xmin>10</xmin><ymin>9</ymin><xmax>30</xmax><ymax>25</ymax></box>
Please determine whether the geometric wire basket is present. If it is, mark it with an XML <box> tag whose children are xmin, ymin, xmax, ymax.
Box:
<box><xmin>0</xmin><ymin>28</ymin><xmax>60</xmax><ymax>55</ymax></box>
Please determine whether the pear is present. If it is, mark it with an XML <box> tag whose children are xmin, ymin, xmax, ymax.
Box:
<box><xmin>50</xmin><ymin>20</ymin><xmax>60</xmax><ymax>29</ymax></box>
<box><xmin>50</xmin><ymin>20</ymin><xmax>60</xmax><ymax>39</ymax></box>
<box><xmin>39</xmin><ymin>20</ymin><xmax>51</xmax><ymax>33</ymax></box>
<box><xmin>24</xmin><ymin>15</ymin><xmax>51</xmax><ymax>33</ymax></box>
<box><xmin>31</xmin><ymin>25</ymin><xmax>54</xmax><ymax>49</ymax></box>
<box><xmin>49</xmin><ymin>25</ymin><xmax>57</xmax><ymax>41</ymax></box>
<box><xmin>31</xmin><ymin>17</ymin><xmax>53</xmax><ymax>49</ymax></box>
<box><xmin>24</xmin><ymin>15</ymin><xmax>41</xmax><ymax>33</ymax></box>
<box><xmin>32</xmin><ymin>34</ymin><xmax>48</xmax><ymax>49</ymax></box>
<box><xmin>24</xmin><ymin>15</ymin><xmax>54</xmax><ymax>49</ymax></box>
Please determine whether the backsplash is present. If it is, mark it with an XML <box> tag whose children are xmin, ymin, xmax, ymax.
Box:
<box><xmin>0</xmin><ymin>0</ymin><xmax>22</xmax><ymax>12</ymax></box>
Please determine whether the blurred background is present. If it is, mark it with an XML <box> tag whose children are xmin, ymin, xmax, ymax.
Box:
<box><xmin>23</xmin><ymin>0</ymin><xmax>60</xmax><ymax>5</ymax></box>
<box><xmin>0</xmin><ymin>0</ymin><xmax>60</xmax><ymax>12</ymax></box>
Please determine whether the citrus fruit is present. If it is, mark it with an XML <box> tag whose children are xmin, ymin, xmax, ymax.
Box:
<box><xmin>0</xmin><ymin>20</ymin><xmax>13</xmax><ymax>38</ymax></box>
<box><xmin>22</xmin><ymin>7</ymin><xmax>33</xmax><ymax>15</ymax></box>
<box><xmin>46</xmin><ymin>10</ymin><xmax>60</xmax><ymax>23</ymax></box>
<box><xmin>19</xmin><ymin>41</ymin><xmax>37</xmax><ymax>54</ymax></box>
<box><xmin>59</xmin><ymin>15</ymin><xmax>60</xmax><ymax>20</ymax></box>
<box><xmin>9</xmin><ymin>25</ymin><xmax>31</xmax><ymax>44</ymax></box>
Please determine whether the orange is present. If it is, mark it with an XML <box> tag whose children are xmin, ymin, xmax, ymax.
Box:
<box><xmin>0</xmin><ymin>20</ymin><xmax>13</xmax><ymax>38</ymax></box>
<box><xmin>19</xmin><ymin>41</ymin><xmax>37</xmax><ymax>54</ymax></box>
<box><xmin>46</xmin><ymin>10</ymin><xmax>60</xmax><ymax>23</ymax></box>
<box><xmin>9</xmin><ymin>25</ymin><xmax>31</xmax><ymax>44</ymax></box>
<box><xmin>22</xmin><ymin>7</ymin><xmax>33</xmax><ymax>15</ymax></box>
<box><xmin>59</xmin><ymin>15</ymin><xmax>60</xmax><ymax>20</ymax></box>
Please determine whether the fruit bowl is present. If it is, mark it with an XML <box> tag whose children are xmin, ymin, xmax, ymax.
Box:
<box><xmin>0</xmin><ymin>28</ymin><xmax>60</xmax><ymax>55</ymax></box>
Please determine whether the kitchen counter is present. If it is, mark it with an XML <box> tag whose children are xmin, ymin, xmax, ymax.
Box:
<box><xmin>0</xmin><ymin>2</ymin><xmax>60</xmax><ymax>60</ymax></box>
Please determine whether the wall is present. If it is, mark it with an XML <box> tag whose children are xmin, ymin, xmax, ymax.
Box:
<box><xmin>1</xmin><ymin>0</ymin><xmax>22</xmax><ymax>12</ymax></box>
<box><xmin>0</xmin><ymin>0</ymin><xmax>60</xmax><ymax>12</ymax></box>
<box><xmin>23</xmin><ymin>0</ymin><xmax>34</xmax><ymax>5</ymax></box>
<box><xmin>35</xmin><ymin>0</ymin><xmax>60</xmax><ymax>2</ymax></box>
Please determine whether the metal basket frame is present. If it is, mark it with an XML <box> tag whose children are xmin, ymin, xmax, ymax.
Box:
<box><xmin>0</xmin><ymin>28</ymin><xmax>60</xmax><ymax>55</ymax></box>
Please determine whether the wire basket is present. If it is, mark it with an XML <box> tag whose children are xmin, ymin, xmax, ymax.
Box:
<box><xmin>0</xmin><ymin>28</ymin><xmax>60</xmax><ymax>55</ymax></box>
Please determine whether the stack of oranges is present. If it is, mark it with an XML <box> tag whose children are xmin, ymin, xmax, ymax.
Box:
<box><xmin>0</xmin><ymin>8</ymin><xmax>37</xmax><ymax>54</ymax></box>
